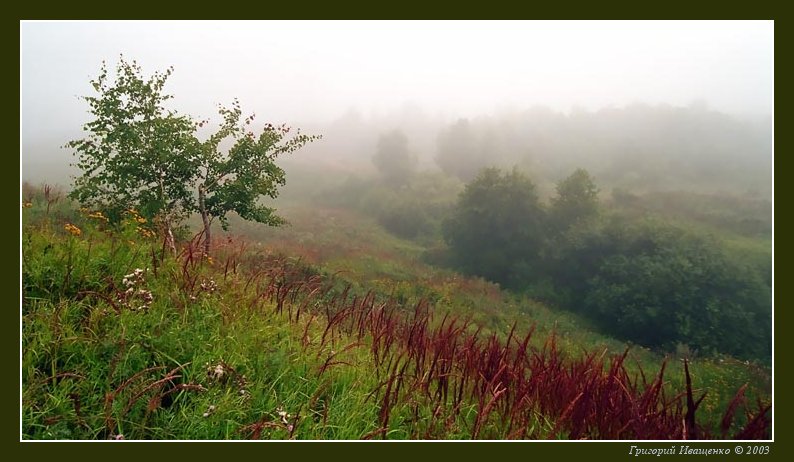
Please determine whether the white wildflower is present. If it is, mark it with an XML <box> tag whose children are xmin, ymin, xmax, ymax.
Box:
<box><xmin>203</xmin><ymin>405</ymin><xmax>217</xmax><ymax>418</ymax></box>
<box><xmin>200</xmin><ymin>278</ymin><xmax>218</xmax><ymax>293</ymax></box>
<box><xmin>207</xmin><ymin>363</ymin><xmax>227</xmax><ymax>382</ymax></box>
<box><xmin>277</xmin><ymin>406</ymin><xmax>291</xmax><ymax>425</ymax></box>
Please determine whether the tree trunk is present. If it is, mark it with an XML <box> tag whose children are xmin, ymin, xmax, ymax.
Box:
<box><xmin>157</xmin><ymin>174</ymin><xmax>177</xmax><ymax>255</ymax></box>
<box><xmin>165</xmin><ymin>222</ymin><xmax>177</xmax><ymax>255</ymax></box>
<box><xmin>155</xmin><ymin>213</ymin><xmax>177</xmax><ymax>256</ymax></box>
<box><xmin>198</xmin><ymin>185</ymin><xmax>211</xmax><ymax>256</ymax></box>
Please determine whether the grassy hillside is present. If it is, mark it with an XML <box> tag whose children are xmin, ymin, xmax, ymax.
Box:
<box><xmin>21</xmin><ymin>192</ymin><xmax>771</xmax><ymax>440</ymax></box>
<box><xmin>216</xmin><ymin>204</ymin><xmax>772</xmax><ymax>423</ymax></box>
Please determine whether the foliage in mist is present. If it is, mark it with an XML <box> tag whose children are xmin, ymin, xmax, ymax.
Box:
<box><xmin>372</xmin><ymin>129</ymin><xmax>418</xmax><ymax>187</ymax></box>
<box><xmin>442</xmin><ymin>167</ymin><xmax>771</xmax><ymax>360</ymax></box>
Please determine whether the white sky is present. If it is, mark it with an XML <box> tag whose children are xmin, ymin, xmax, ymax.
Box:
<box><xmin>21</xmin><ymin>20</ymin><xmax>773</xmax><ymax>156</ymax></box>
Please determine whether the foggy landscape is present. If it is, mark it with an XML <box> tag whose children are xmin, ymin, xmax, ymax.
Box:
<box><xmin>21</xmin><ymin>20</ymin><xmax>773</xmax><ymax>441</ymax></box>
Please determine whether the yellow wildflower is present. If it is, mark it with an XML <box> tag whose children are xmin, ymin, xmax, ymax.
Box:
<box><xmin>87</xmin><ymin>211</ymin><xmax>109</xmax><ymax>222</ymax></box>
<box><xmin>137</xmin><ymin>227</ymin><xmax>155</xmax><ymax>239</ymax></box>
<box><xmin>22</xmin><ymin>202</ymin><xmax>33</xmax><ymax>209</ymax></box>
<box><xmin>64</xmin><ymin>223</ymin><xmax>82</xmax><ymax>236</ymax></box>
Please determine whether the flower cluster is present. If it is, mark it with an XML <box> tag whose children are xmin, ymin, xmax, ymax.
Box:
<box><xmin>64</xmin><ymin>223</ymin><xmax>82</xmax><ymax>236</ymax></box>
<box><xmin>204</xmin><ymin>361</ymin><xmax>249</xmax><ymax>398</ymax></box>
<box><xmin>202</xmin><ymin>405</ymin><xmax>217</xmax><ymax>418</ymax></box>
<box><xmin>200</xmin><ymin>278</ymin><xmax>218</xmax><ymax>293</ymax></box>
<box><xmin>122</xmin><ymin>268</ymin><xmax>145</xmax><ymax>287</ymax></box>
<box><xmin>22</xmin><ymin>201</ymin><xmax>32</xmax><ymax>209</ymax></box>
<box><xmin>126</xmin><ymin>208</ymin><xmax>147</xmax><ymax>224</ymax></box>
<box><xmin>207</xmin><ymin>362</ymin><xmax>227</xmax><ymax>383</ymax></box>
<box><xmin>119</xmin><ymin>268</ymin><xmax>153</xmax><ymax>311</ymax></box>
<box><xmin>137</xmin><ymin>227</ymin><xmax>155</xmax><ymax>239</ymax></box>
<box><xmin>122</xmin><ymin>208</ymin><xmax>155</xmax><ymax>239</ymax></box>
<box><xmin>87</xmin><ymin>210</ymin><xmax>109</xmax><ymax>222</ymax></box>
<box><xmin>276</xmin><ymin>406</ymin><xmax>293</xmax><ymax>432</ymax></box>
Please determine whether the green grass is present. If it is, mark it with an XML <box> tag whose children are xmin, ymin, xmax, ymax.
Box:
<box><xmin>21</xmin><ymin>195</ymin><xmax>771</xmax><ymax>440</ymax></box>
<box><xmin>209</xmin><ymin>203</ymin><xmax>772</xmax><ymax>430</ymax></box>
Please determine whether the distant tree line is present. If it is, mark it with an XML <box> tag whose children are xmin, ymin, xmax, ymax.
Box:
<box><xmin>442</xmin><ymin>167</ymin><xmax>771</xmax><ymax>360</ymax></box>
<box><xmin>432</xmin><ymin>105</ymin><xmax>771</xmax><ymax>196</ymax></box>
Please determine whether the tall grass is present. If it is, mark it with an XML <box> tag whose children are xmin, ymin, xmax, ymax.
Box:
<box><xmin>21</xmin><ymin>194</ymin><xmax>771</xmax><ymax>439</ymax></box>
<box><xmin>226</xmin><ymin>251</ymin><xmax>771</xmax><ymax>439</ymax></box>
